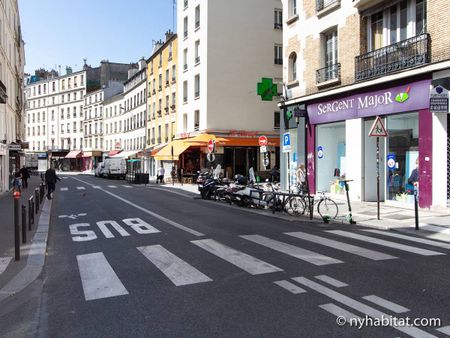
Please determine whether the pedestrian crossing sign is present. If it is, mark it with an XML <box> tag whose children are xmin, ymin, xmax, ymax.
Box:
<box><xmin>368</xmin><ymin>116</ymin><xmax>388</xmax><ymax>137</ymax></box>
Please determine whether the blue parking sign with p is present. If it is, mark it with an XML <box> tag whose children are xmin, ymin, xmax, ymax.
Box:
<box><xmin>283</xmin><ymin>133</ymin><xmax>290</xmax><ymax>147</ymax></box>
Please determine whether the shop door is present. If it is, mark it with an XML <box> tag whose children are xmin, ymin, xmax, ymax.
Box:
<box><xmin>363</xmin><ymin>118</ymin><xmax>386</xmax><ymax>202</ymax></box>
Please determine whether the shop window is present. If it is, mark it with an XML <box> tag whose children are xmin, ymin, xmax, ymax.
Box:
<box><xmin>316</xmin><ymin>122</ymin><xmax>346</xmax><ymax>194</ymax></box>
<box><xmin>386</xmin><ymin>112</ymin><xmax>419</xmax><ymax>203</ymax></box>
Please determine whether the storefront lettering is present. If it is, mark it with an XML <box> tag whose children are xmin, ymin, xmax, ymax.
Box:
<box><xmin>317</xmin><ymin>92</ymin><xmax>393</xmax><ymax>116</ymax></box>
<box><xmin>318</xmin><ymin>99</ymin><xmax>355</xmax><ymax>115</ymax></box>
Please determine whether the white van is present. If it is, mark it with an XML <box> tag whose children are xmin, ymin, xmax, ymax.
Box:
<box><xmin>103</xmin><ymin>158</ymin><xmax>127</xmax><ymax>179</ymax></box>
<box><xmin>95</xmin><ymin>162</ymin><xmax>105</xmax><ymax>177</ymax></box>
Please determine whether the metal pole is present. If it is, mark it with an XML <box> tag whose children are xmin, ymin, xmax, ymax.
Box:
<box><xmin>28</xmin><ymin>197</ymin><xmax>32</xmax><ymax>230</ymax></box>
<box><xmin>287</xmin><ymin>151</ymin><xmax>291</xmax><ymax>192</ymax></box>
<box><xmin>22</xmin><ymin>205</ymin><xmax>26</xmax><ymax>243</ymax></box>
<box><xmin>376</xmin><ymin>136</ymin><xmax>380</xmax><ymax>220</ymax></box>
<box><xmin>35</xmin><ymin>188</ymin><xmax>40</xmax><ymax>212</ymax></box>
<box><xmin>14</xmin><ymin>198</ymin><xmax>20</xmax><ymax>261</ymax></box>
<box><xmin>414</xmin><ymin>188</ymin><xmax>419</xmax><ymax>230</ymax></box>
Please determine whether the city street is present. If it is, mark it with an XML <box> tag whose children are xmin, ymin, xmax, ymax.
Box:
<box><xmin>7</xmin><ymin>175</ymin><xmax>448</xmax><ymax>337</ymax></box>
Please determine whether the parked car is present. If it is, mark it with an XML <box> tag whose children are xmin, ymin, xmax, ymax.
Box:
<box><xmin>95</xmin><ymin>162</ymin><xmax>105</xmax><ymax>177</ymax></box>
<box><xmin>103</xmin><ymin>158</ymin><xmax>127</xmax><ymax>179</ymax></box>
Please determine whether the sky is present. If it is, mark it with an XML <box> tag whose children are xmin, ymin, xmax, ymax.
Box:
<box><xmin>18</xmin><ymin>0</ymin><xmax>175</xmax><ymax>75</ymax></box>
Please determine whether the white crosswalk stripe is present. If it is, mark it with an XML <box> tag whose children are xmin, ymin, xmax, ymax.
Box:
<box><xmin>362</xmin><ymin>295</ymin><xmax>409</xmax><ymax>313</ymax></box>
<box><xmin>314</xmin><ymin>275</ymin><xmax>348</xmax><ymax>288</ymax></box>
<box><xmin>122</xmin><ymin>185</ymin><xmax>133</xmax><ymax>188</ymax></box>
<box><xmin>319</xmin><ymin>303</ymin><xmax>362</xmax><ymax>321</ymax></box>
<box><xmin>76</xmin><ymin>252</ymin><xmax>128</xmax><ymax>301</ymax></box>
<box><xmin>76</xmin><ymin>186</ymin><xmax>86</xmax><ymax>190</ymax></box>
<box><xmin>107</xmin><ymin>185</ymin><xmax>117</xmax><ymax>188</ymax></box>
<box><xmin>138</xmin><ymin>245</ymin><xmax>212</xmax><ymax>286</ymax></box>
<box><xmin>274</xmin><ymin>280</ymin><xmax>307</xmax><ymax>294</ymax></box>
<box><xmin>363</xmin><ymin>229</ymin><xmax>450</xmax><ymax>250</ymax></box>
<box><xmin>240</xmin><ymin>235</ymin><xmax>342</xmax><ymax>266</ymax></box>
<box><xmin>292</xmin><ymin>276</ymin><xmax>438</xmax><ymax>338</ymax></box>
<box><xmin>285</xmin><ymin>231</ymin><xmax>397</xmax><ymax>261</ymax></box>
<box><xmin>327</xmin><ymin>230</ymin><xmax>445</xmax><ymax>256</ymax></box>
<box><xmin>60</xmin><ymin>187</ymin><xmax>68</xmax><ymax>191</ymax></box>
<box><xmin>191</xmin><ymin>239</ymin><xmax>283</xmax><ymax>275</ymax></box>
<box><xmin>436</xmin><ymin>326</ymin><xmax>450</xmax><ymax>336</ymax></box>
<box><xmin>0</xmin><ymin>256</ymin><xmax>12</xmax><ymax>274</ymax></box>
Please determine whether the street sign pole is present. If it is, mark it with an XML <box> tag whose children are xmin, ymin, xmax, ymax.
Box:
<box><xmin>376</xmin><ymin>136</ymin><xmax>380</xmax><ymax>220</ymax></box>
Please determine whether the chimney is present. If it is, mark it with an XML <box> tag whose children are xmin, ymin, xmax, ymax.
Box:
<box><xmin>165</xmin><ymin>30</ymin><xmax>173</xmax><ymax>42</ymax></box>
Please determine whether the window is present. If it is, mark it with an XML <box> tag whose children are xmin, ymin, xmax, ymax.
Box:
<box><xmin>159</xmin><ymin>74</ymin><xmax>162</xmax><ymax>90</ymax></box>
<box><xmin>43</xmin><ymin>112</ymin><xmax>46</xmax><ymax>122</ymax></box>
<box><xmin>73</xmin><ymin>122</ymin><xmax>77</xmax><ymax>132</ymax></box>
<box><xmin>194</xmin><ymin>74</ymin><xmax>200</xmax><ymax>98</ymax></box>
<box><xmin>416</xmin><ymin>0</ymin><xmax>426</xmax><ymax>35</ymax></box>
<box><xmin>183</xmin><ymin>81</ymin><xmax>188</xmax><ymax>103</ymax></box>
<box><xmin>172</xmin><ymin>65</ymin><xmax>176</xmax><ymax>82</ymax></box>
<box><xmin>183</xmin><ymin>48</ymin><xmax>188</xmax><ymax>71</ymax></box>
<box><xmin>195</xmin><ymin>5</ymin><xmax>200</xmax><ymax>29</ymax></box>
<box><xmin>171</xmin><ymin>93</ymin><xmax>176</xmax><ymax>108</ymax></box>
<box><xmin>370</xmin><ymin>11</ymin><xmax>383</xmax><ymax>50</ymax></box>
<box><xmin>274</xmin><ymin>111</ymin><xmax>280</xmax><ymax>129</ymax></box>
<box><xmin>290</xmin><ymin>0</ymin><xmax>297</xmax><ymax>17</ymax></box>
<box><xmin>274</xmin><ymin>9</ymin><xmax>283</xmax><ymax>29</ymax></box>
<box><xmin>194</xmin><ymin>110</ymin><xmax>200</xmax><ymax>130</ymax></box>
<box><xmin>183</xmin><ymin>17</ymin><xmax>188</xmax><ymax>39</ymax></box>
<box><xmin>289</xmin><ymin>53</ymin><xmax>297</xmax><ymax>82</ymax></box>
<box><xmin>274</xmin><ymin>45</ymin><xmax>283</xmax><ymax>64</ymax></box>
<box><xmin>195</xmin><ymin>40</ymin><xmax>200</xmax><ymax>64</ymax></box>
<box><xmin>323</xmin><ymin>29</ymin><xmax>338</xmax><ymax>80</ymax></box>
<box><xmin>183</xmin><ymin>113</ymin><xmax>188</xmax><ymax>132</ymax></box>
<box><xmin>165</xmin><ymin>69</ymin><xmax>169</xmax><ymax>86</ymax></box>
<box><xmin>168</xmin><ymin>42</ymin><xmax>173</xmax><ymax>60</ymax></box>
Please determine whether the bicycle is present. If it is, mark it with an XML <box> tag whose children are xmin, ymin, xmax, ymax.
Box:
<box><xmin>293</xmin><ymin>190</ymin><xmax>339</xmax><ymax>219</ymax></box>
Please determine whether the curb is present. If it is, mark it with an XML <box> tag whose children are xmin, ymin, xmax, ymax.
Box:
<box><xmin>0</xmin><ymin>198</ymin><xmax>52</xmax><ymax>303</ymax></box>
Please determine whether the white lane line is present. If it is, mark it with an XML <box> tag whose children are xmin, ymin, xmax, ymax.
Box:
<box><xmin>70</xmin><ymin>177</ymin><xmax>204</xmax><ymax>237</ymax></box>
<box><xmin>274</xmin><ymin>280</ymin><xmax>307</xmax><ymax>294</ymax></box>
<box><xmin>107</xmin><ymin>185</ymin><xmax>117</xmax><ymax>188</ymax></box>
<box><xmin>327</xmin><ymin>230</ymin><xmax>445</xmax><ymax>256</ymax></box>
<box><xmin>122</xmin><ymin>185</ymin><xmax>133</xmax><ymax>188</ymax></box>
<box><xmin>137</xmin><ymin>245</ymin><xmax>212</xmax><ymax>286</ymax></box>
<box><xmin>76</xmin><ymin>252</ymin><xmax>128</xmax><ymax>301</ymax></box>
<box><xmin>191</xmin><ymin>239</ymin><xmax>283</xmax><ymax>275</ymax></box>
<box><xmin>0</xmin><ymin>257</ymin><xmax>12</xmax><ymax>274</ymax></box>
<box><xmin>315</xmin><ymin>275</ymin><xmax>348</xmax><ymax>288</ymax></box>
<box><xmin>60</xmin><ymin>187</ymin><xmax>68</xmax><ymax>191</ymax></box>
<box><xmin>61</xmin><ymin>177</ymin><xmax>68</xmax><ymax>179</ymax></box>
<box><xmin>418</xmin><ymin>224</ymin><xmax>450</xmax><ymax>235</ymax></box>
<box><xmin>292</xmin><ymin>277</ymin><xmax>438</xmax><ymax>338</ymax></box>
<box><xmin>362</xmin><ymin>295</ymin><xmax>410</xmax><ymax>314</ymax></box>
<box><xmin>436</xmin><ymin>326</ymin><xmax>450</xmax><ymax>335</ymax></box>
<box><xmin>363</xmin><ymin>229</ymin><xmax>450</xmax><ymax>250</ymax></box>
<box><xmin>285</xmin><ymin>231</ymin><xmax>397</xmax><ymax>261</ymax></box>
<box><xmin>76</xmin><ymin>186</ymin><xmax>86</xmax><ymax>190</ymax></box>
<box><xmin>240</xmin><ymin>235</ymin><xmax>342</xmax><ymax>266</ymax></box>
<box><xmin>319</xmin><ymin>303</ymin><xmax>362</xmax><ymax>321</ymax></box>
<box><xmin>92</xmin><ymin>186</ymin><xmax>101</xmax><ymax>189</ymax></box>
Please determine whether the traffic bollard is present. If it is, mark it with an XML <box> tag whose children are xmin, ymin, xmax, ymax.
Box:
<box><xmin>28</xmin><ymin>196</ymin><xmax>34</xmax><ymax>230</ymax></box>
<box><xmin>22</xmin><ymin>205</ymin><xmax>26</xmax><ymax>243</ymax></box>
<box><xmin>13</xmin><ymin>192</ymin><xmax>20</xmax><ymax>261</ymax></box>
<box><xmin>35</xmin><ymin>188</ymin><xmax>40</xmax><ymax>211</ymax></box>
<box><xmin>414</xmin><ymin>188</ymin><xmax>419</xmax><ymax>231</ymax></box>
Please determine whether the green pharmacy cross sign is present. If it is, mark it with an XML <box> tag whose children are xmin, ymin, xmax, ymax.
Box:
<box><xmin>257</xmin><ymin>78</ymin><xmax>277</xmax><ymax>101</ymax></box>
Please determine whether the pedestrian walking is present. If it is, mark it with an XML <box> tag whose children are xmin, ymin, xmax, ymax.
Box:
<box><xmin>156</xmin><ymin>165</ymin><xmax>165</xmax><ymax>184</ymax></box>
<box><xmin>45</xmin><ymin>165</ymin><xmax>61</xmax><ymax>200</ymax></box>
<box><xmin>296</xmin><ymin>163</ymin><xmax>307</xmax><ymax>192</ymax></box>
<box><xmin>19</xmin><ymin>165</ymin><xmax>30</xmax><ymax>188</ymax></box>
<box><xmin>12</xmin><ymin>171</ymin><xmax>22</xmax><ymax>193</ymax></box>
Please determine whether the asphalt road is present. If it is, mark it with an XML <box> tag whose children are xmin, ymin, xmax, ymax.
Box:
<box><xmin>27</xmin><ymin>176</ymin><xmax>450</xmax><ymax>337</ymax></box>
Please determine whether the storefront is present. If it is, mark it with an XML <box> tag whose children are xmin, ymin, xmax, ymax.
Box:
<box><xmin>82</xmin><ymin>151</ymin><xmax>103</xmax><ymax>171</ymax></box>
<box><xmin>63</xmin><ymin>150</ymin><xmax>82</xmax><ymax>171</ymax></box>
<box><xmin>285</xmin><ymin>78</ymin><xmax>435</xmax><ymax>208</ymax></box>
<box><xmin>0</xmin><ymin>143</ymin><xmax>8</xmax><ymax>192</ymax></box>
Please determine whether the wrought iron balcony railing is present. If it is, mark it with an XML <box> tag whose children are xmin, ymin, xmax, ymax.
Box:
<box><xmin>355</xmin><ymin>33</ymin><xmax>430</xmax><ymax>82</ymax></box>
<box><xmin>316</xmin><ymin>0</ymin><xmax>339</xmax><ymax>12</ymax></box>
<box><xmin>316</xmin><ymin>63</ymin><xmax>341</xmax><ymax>84</ymax></box>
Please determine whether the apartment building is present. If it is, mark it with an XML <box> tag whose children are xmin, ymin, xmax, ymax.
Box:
<box><xmin>0</xmin><ymin>0</ymin><xmax>25</xmax><ymax>193</ymax></box>
<box><xmin>164</xmin><ymin>0</ymin><xmax>282</xmax><ymax>178</ymax></box>
<box><xmin>82</xmin><ymin>82</ymin><xmax>123</xmax><ymax>170</ymax></box>
<box><xmin>25</xmin><ymin>61</ymin><xmax>133</xmax><ymax>171</ymax></box>
<box><xmin>146</xmin><ymin>32</ymin><xmax>178</xmax><ymax>176</ymax></box>
<box><xmin>109</xmin><ymin>60</ymin><xmax>147</xmax><ymax>170</ymax></box>
<box><xmin>280</xmin><ymin>0</ymin><xmax>450</xmax><ymax>209</ymax></box>
<box><xmin>103</xmin><ymin>93</ymin><xmax>124</xmax><ymax>156</ymax></box>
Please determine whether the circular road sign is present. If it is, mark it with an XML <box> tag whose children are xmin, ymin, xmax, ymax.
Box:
<box><xmin>258</xmin><ymin>135</ymin><xmax>268</xmax><ymax>147</ymax></box>
<box><xmin>207</xmin><ymin>139</ymin><xmax>215</xmax><ymax>153</ymax></box>
<box><xmin>207</xmin><ymin>153</ymin><xmax>215</xmax><ymax>162</ymax></box>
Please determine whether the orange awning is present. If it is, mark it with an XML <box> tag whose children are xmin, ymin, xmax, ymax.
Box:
<box><xmin>220</xmin><ymin>137</ymin><xmax>280</xmax><ymax>147</ymax></box>
<box><xmin>153</xmin><ymin>139</ymin><xmax>191</xmax><ymax>161</ymax></box>
<box><xmin>65</xmin><ymin>150</ymin><xmax>81</xmax><ymax>159</ymax></box>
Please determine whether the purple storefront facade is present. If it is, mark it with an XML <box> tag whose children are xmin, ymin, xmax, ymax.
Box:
<box><xmin>302</xmin><ymin>78</ymin><xmax>433</xmax><ymax>208</ymax></box>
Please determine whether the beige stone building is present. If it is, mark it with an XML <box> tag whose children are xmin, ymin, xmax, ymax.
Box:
<box><xmin>281</xmin><ymin>0</ymin><xmax>450</xmax><ymax>209</ymax></box>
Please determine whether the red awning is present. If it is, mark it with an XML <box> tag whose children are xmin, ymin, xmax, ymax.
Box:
<box><xmin>108</xmin><ymin>150</ymin><xmax>122</xmax><ymax>157</ymax></box>
<box><xmin>65</xmin><ymin>150</ymin><xmax>81</xmax><ymax>159</ymax></box>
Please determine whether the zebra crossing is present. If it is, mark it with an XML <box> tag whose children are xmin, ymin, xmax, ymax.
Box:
<box><xmin>0</xmin><ymin>256</ymin><xmax>12</xmax><ymax>275</ymax></box>
<box><xmin>74</xmin><ymin>228</ymin><xmax>449</xmax><ymax>302</ymax></box>
<box><xmin>60</xmin><ymin>185</ymin><xmax>135</xmax><ymax>192</ymax></box>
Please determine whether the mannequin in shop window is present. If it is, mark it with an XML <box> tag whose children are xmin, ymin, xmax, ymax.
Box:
<box><xmin>296</xmin><ymin>163</ymin><xmax>306</xmax><ymax>192</ymax></box>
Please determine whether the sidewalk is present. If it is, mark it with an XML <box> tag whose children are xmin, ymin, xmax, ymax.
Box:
<box><xmin>0</xmin><ymin>176</ymin><xmax>50</xmax><ymax>302</ymax></box>
<box><xmin>151</xmin><ymin>182</ymin><xmax>450</xmax><ymax>242</ymax></box>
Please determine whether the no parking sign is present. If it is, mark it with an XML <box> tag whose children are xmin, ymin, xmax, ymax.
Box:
<box><xmin>387</xmin><ymin>154</ymin><xmax>396</xmax><ymax>169</ymax></box>
<box><xmin>317</xmin><ymin>146</ymin><xmax>324</xmax><ymax>159</ymax></box>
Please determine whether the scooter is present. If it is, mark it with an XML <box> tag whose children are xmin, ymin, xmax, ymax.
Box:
<box><xmin>340</xmin><ymin>179</ymin><xmax>356</xmax><ymax>224</ymax></box>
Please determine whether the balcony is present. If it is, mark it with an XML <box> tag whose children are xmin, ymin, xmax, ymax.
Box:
<box><xmin>166</xmin><ymin>81</ymin><xmax>170</xmax><ymax>87</ymax></box>
<box><xmin>274</xmin><ymin>23</ymin><xmax>283</xmax><ymax>30</ymax></box>
<box><xmin>316</xmin><ymin>0</ymin><xmax>340</xmax><ymax>15</ymax></box>
<box><xmin>316</xmin><ymin>63</ymin><xmax>341</xmax><ymax>85</ymax></box>
<box><xmin>195</xmin><ymin>91</ymin><xmax>200</xmax><ymax>98</ymax></box>
<box><xmin>274</xmin><ymin>58</ymin><xmax>283</xmax><ymax>65</ymax></box>
<box><xmin>171</xmin><ymin>78</ymin><xmax>176</xmax><ymax>84</ymax></box>
<box><xmin>157</xmin><ymin>137</ymin><xmax>161</xmax><ymax>144</ymax></box>
<box><xmin>355</xmin><ymin>34</ymin><xmax>431</xmax><ymax>82</ymax></box>
<box><xmin>164</xmin><ymin>107</ymin><xmax>169</xmax><ymax>114</ymax></box>
<box><xmin>183</xmin><ymin>64</ymin><xmax>188</xmax><ymax>71</ymax></box>
<box><xmin>195</xmin><ymin>56</ymin><xmax>200</xmax><ymax>65</ymax></box>
<box><xmin>195</xmin><ymin>21</ymin><xmax>200</xmax><ymax>30</ymax></box>
<box><xmin>151</xmin><ymin>138</ymin><xmax>155</xmax><ymax>144</ymax></box>
<box><xmin>157</xmin><ymin>110</ymin><xmax>162</xmax><ymax>117</ymax></box>
<box><xmin>165</xmin><ymin>137</ymin><xmax>169</xmax><ymax>143</ymax></box>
